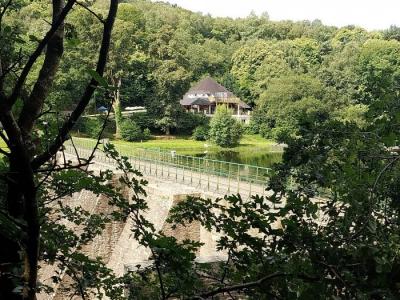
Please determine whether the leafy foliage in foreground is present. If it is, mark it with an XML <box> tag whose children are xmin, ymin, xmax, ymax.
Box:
<box><xmin>2</xmin><ymin>1</ymin><xmax>400</xmax><ymax>299</ymax></box>
<box><xmin>166</xmin><ymin>123</ymin><xmax>400</xmax><ymax>298</ymax></box>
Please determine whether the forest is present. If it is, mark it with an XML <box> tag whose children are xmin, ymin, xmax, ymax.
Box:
<box><xmin>6</xmin><ymin>0</ymin><xmax>400</xmax><ymax>139</ymax></box>
<box><xmin>1</xmin><ymin>0</ymin><xmax>400</xmax><ymax>299</ymax></box>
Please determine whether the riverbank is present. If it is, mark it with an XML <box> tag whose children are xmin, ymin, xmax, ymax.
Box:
<box><xmin>72</xmin><ymin>135</ymin><xmax>283</xmax><ymax>167</ymax></box>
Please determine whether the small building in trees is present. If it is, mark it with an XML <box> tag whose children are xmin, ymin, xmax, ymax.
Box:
<box><xmin>180</xmin><ymin>77</ymin><xmax>251</xmax><ymax>124</ymax></box>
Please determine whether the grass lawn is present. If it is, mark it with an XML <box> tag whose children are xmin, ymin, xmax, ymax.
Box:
<box><xmin>71</xmin><ymin>134</ymin><xmax>283</xmax><ymax>166</ymax></box>
<box><xmin>0</xmin><ymin>134</ymin><xmax>282</xmax><ymax>166</ymax></box>
<box><xmin>72</xmin><ymin>134</ymin><xmax>278</xmax><ymax>155</ymax></box>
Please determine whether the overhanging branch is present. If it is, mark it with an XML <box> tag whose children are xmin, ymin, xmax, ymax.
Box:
<box><xmin>18</xmin><ymin>0</ymin><xmax>66</xmax><ymax>135</ymax></box>
<box><xmin>31</xmin><ymin>0</ymin><xmax>119</xmax><ymax>170</ymax></box>
<box><xmin>198</xmin><ymin>272</ymin><xmax>287</xmax><ymax>298</ymax></box>
<box><xmin>4</xmin><ymin>0</ymin><xmax>75</xmax><ymax>110</ymax></box>
<box><xmin>75</xmin><ymin>1</ymin><xmax>105</xmax><ymax>24</ymax></box>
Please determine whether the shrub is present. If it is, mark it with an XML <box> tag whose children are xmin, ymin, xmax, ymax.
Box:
<box><xmin>209</xmin><ymin>106</ymin><xmax>243</xmax><ymax>147</ymax></box>
<box><xmin>132</xmin><ymin>112</ymin><xmax>156</xmax><ymax>130</ymax></box>
<box><xmin>259</xmin><ymin>123</ymin><xmax>271</xmax><ymax>139</ymax></box>
<box><xmin>176</xmin><ymin>111</ymin><xmax>209</xmax><ymax>134</ymax></box>
<box><xmin>242</xmin><ymin>124</ymin><xmax>254</xmax><ymax>135</ymax></box>
<box><xmin>75</xmin><ymin>117</ymin><xmax>103</xmax><ymax>139</ymax></box>
<box><xmin>192</xmin><ymin>125</ymin><xmax>209</xmax><ymax>141</ymax></box>
<box><xmin>270</xmin><ymin>125</ymin><xmax>293</xmax><ymax>142</ymax></box>
<box><xmin>247</xmin><ymin>109</ymin><xmax>269</xmax><ymax>134</ymax></box>
<box><xmin>143</xmin><ymin>128</ymin><xmax>151</xmax><ymax>140</ymax></box>
<box><xmin>120</xmin><ymin>119</ymin><xmax>144</xmax><ymax>142</ymax></box>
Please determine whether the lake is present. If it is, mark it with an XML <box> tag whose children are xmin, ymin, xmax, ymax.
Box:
<box><xmin>178</xmin><ymin>144</ymin><xmax>283</xmax><ymax>168</ymax></box>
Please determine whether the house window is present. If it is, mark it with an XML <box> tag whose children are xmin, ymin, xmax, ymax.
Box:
<box><xmin>215</xmin><ymin>92</ymin><xmax>227</xmax><ymax>98</ymax></box>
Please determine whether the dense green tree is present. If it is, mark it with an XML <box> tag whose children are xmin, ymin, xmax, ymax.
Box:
<box><xmin>318</xmin><ymin>41</ymin><xmax>361</xmax><ymax>102</ymax></box>
<box><xmin>3</xmin><ymin>1</ymin><xmax>400</xmax><ymax>299</ymax></box>
<box><xmin>331</xmin><ymin>26</ymin><xmax>374</xmax><ymax>49</ymax></box>
<box><xmin>231</xmin><ymin>40</ymin><xmax>275</xmax><ymax>104</ymax></box>
<box><xmin>192</xmin><ymin>125</ymin><xmax>209</xmax><ymax>141</ymax></box>
<box><xmin>168</xmin><ymin>116</ymin><xmax>400</xmax><ymax>299</ymax></box>
<box><xmin>150</xmin><ymin>60</ymin><xmax>191</xmax><ymax>133</ymax></box>
<box><xmin>253</xmin><ymin>74</ymin><xmax>327</xmax><ymax>139</ymax></box>
<box><xmin>209</xmin><ymin>105</ymin><xmax>243</xmax><ymax>147</ymax></box>
<box><xmin>120</xmin><ymin>118</ymin><xmax>146</xmax><ymax>141</ymax></box>
<box><xmin>383</xmin><ymin>25</ymin><xmax>400</xmax><ymax>41</ymax></box>
<box><xmin>357</xmin><ymin>39</ymin><xmax>400</xmax><ymax>106</ymax></box>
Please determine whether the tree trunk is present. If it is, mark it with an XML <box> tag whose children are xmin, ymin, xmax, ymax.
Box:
<box><xmin>113</xmin><ymin>77</ymin><xmax>122</xmax><ymax>139</ymax></box>
<box><xmin>0</xmin><ymin>1</ymin><xmax>119</xmax><ymax>299</ymax></box>
<box><xmin>0</xmin><ymin>110</ymin><xmax>39</xmax><ymax>300</ymax></box>
<box><xmin>0</xmin><ymin>154</ymin><xmax>26</xmax><ymax>300</ymax></box>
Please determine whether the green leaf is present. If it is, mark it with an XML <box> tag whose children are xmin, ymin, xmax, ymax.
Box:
<box><xmin>66</xmin><ymin>37</ymin><xmax>81</xmax><ymax>47</ymax></box>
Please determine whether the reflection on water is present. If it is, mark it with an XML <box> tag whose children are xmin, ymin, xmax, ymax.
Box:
<box><xmin>192</xmin><ymin>149</ymin><xmax>282</xmax><ymax>168</ymax></box>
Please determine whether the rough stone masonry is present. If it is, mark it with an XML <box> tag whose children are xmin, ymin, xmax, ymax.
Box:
<box><xmin>37</xmin><ymin>168</ymin><xmax>227</xmax><ymax>300</ymax></box>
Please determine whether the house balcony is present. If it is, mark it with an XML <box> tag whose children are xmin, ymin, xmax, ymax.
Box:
<box><xmin>204</xmin><ymin>111</ymin><xmax>251</xmax><ymax>124</ymax></box>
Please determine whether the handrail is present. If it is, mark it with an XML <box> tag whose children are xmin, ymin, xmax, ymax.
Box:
<box><xmin>63</xmin><ymin>139</ymin><xmax>271</xmax><ymax>198</ymax></box>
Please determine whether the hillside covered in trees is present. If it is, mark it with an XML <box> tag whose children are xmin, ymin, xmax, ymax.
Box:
<box><xmin>2</xmin><ymin>0</ymin><xmax>400</xmax><ymax>299</ymax></box>
<box><xmin>6</xmin><ymin>0</ymin><xmax>400</xmax><ymax>139</ymax></box>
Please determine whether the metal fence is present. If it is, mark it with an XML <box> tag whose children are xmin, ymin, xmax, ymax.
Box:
<box><xmin>64</xmin><ymin>140</ymin><xmax>271</xmax><ymax>198</ymax></box>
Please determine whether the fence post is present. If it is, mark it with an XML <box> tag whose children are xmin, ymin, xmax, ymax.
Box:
<box><xmin>149</xmin><ymin>152</ymin><xmax>152</xmax><ymax>175</ymax></box>
<box><xmin>139</xmin><ymin>150</ymin><xmax>141</xmax><ymax>172</ymax></box>
<box><xmin>161</xmin><ymin>151</ymin><xmax>164</xmax><ymax>177</ymax></box>
<box><xmin>207</xmin><ymin>160</ymin><xmax>210</xmax><ymax>191</ymax></box>
<box><xmin>198</xmin><ymin>158</ymin><xmax>201</xmax><ymax>187</ymax></box>
<box><xmin>167</xmin><ymin>152</ymin><xmax>170</xmax><ymax>178</ymax></box>
<box><xmin>175</xmin><ymin>155</ymin><xmax>178</xmax><ymax>182</ymax></box>
<box><xmin>216</xmin><ymin>161</ymin><xmax>220</xmax><ymax>191</ymax></box>
<box><xmin>237</xmin><ymin>164</ymin><xmax>240</xmax><ymax>194</ymax></box>
<box><xmin>256</xmin><ymin>167</ymin><xmax>259</xmax><ymax>186</ymax></box>
<box><xmin>182</xmin><ymin>156</ymin><xmax>185</xmax><ymax>183</ymax></box>
<box><xmin>249</xmin><ymin>167</ymin><xmax>252</xmax><ymax>198</ymax></box>
<box><xmin>228</xmin><ymin>163</ymin><xmax>231</xmax><ymax>194</ymax></box>
<box><xmin>190</xmin><ymin>157</ymin><xmax>193</xmax><ymax>184</ymax></box>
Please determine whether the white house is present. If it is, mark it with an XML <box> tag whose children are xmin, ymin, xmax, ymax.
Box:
<box><xmin>180</xmin><ymin>77</ymin><xmax>251</xmax><ymax>124</ymax></box>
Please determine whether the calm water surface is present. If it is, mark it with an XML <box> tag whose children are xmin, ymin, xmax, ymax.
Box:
<box><xmin>181</xmin><ymin>147</ymin><xmax>283</xmax><ymax>168</ymax></box>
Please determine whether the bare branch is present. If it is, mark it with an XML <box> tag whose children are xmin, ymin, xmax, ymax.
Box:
<box><xmin>36</xmin><ymin>161</ymin><xmax>93</xmax><ymax>173</ymax></box>
<box><xmin>83</xmin><ymin>99</ymin><xmax>114</xmax><ymax>169</ymax></box>
<box><xmin>58</xmin><ymin>256</ymin><xmax>87</xmax><ymax>300</ymax></box>
<box><xmin>371</xmin><ymin>155</ymin><xmax>400</xmax><ymax>199</ymax></box>
<box><xmin>199</xmin><ymin>272</ymin><xmax>287</xmax><ymax>298</ymax></box>
<box><xmin>35</xmin><ymin>151</ymin><xmax>58</xmax><ymax>190</ymax></box>
<box><xmin>18</xmin><ymin>0</ymin><xmax>67</xmax><ymax>136</ymax></box>
<box><xmin>0</xmin><ymin>49</ymin><xmax>23</xmax><ymax>83</ymax></box>
<box><xmin>3</xmin><ymin>0</ymin><xmax>75</xmax><ymax>110</ymax></box>
<box><xmin>75</xmin><ymin>1</ymin><xmax>105</xmax><ymax>24</ymax></box>
<box><xmin>69</xmin><ymin>136</ymin><xmax>83</xmax><ymax>165</ymax></box>
<box><xmin>36</xmin><ymin>105</ymin><xmax>114</xmax><ymax>174</ymax></box>
<box><xmin>32</xmin><ymin>0</ymin><xmax>119</xmax><ymax>170</ymax></box>
<box><xmin>220</xmin><ymin>251</ymin><xmax>231</xmax><ymax>284</ymax></box>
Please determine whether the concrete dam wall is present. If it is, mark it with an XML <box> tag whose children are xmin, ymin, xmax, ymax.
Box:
<box><xmin>38</xmin><ymin>172</ymin><xmax>226</xmax><ymax>300</ymax></box>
